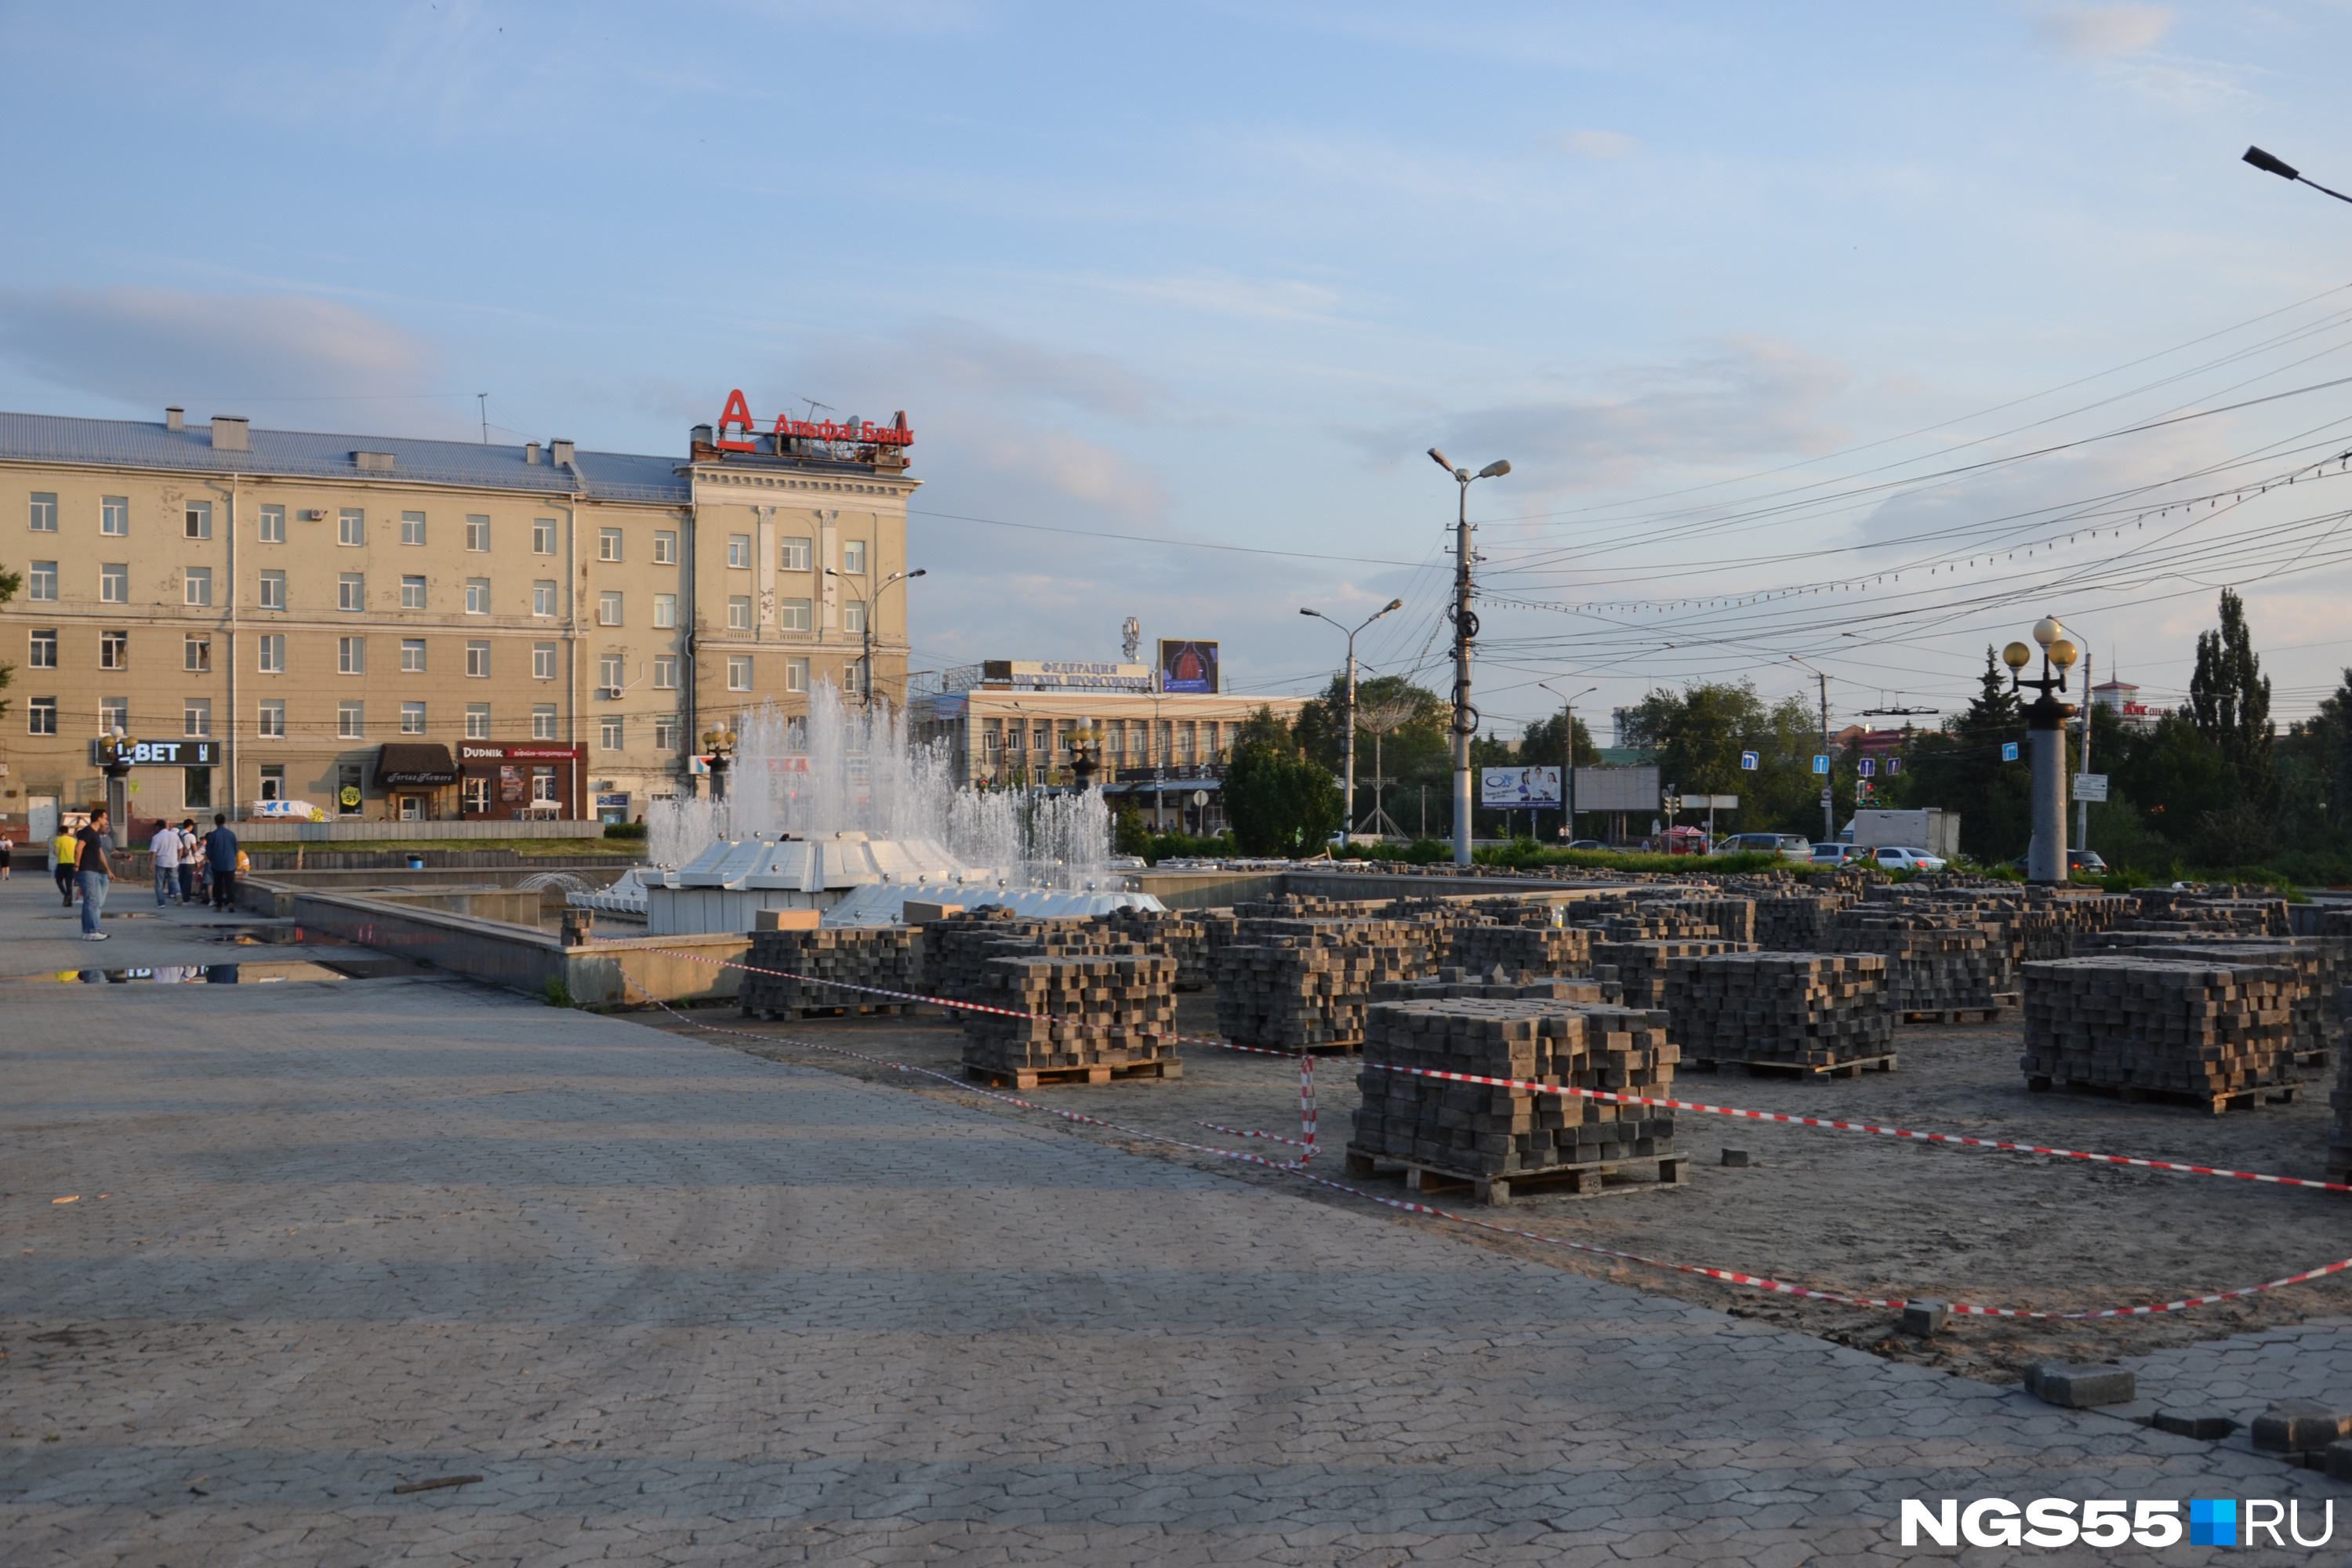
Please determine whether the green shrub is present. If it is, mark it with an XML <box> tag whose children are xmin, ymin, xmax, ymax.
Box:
<box><xmin>543</xmin><ymin>975</ymin><xmax>573</xmax><ymax>1008</ymax></box>
<box><xmin>603</xmin><ymin>821</ymin><xmax>648</xmax><ymax>840</ymax></box>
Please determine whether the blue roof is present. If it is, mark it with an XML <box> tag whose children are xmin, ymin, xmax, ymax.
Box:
<box><xmin>0</xmin><ymin>411</ymin><xmax>690</xmax><ymax>505</ymax></box>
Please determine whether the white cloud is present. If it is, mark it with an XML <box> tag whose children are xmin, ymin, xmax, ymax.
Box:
<box><xmin>1538</xmin><ymin>129</ymin><xmax>1637</xmax><ymax>160</ymax></box>
<box><xmin>794</xmin><ymin>320</ymin><xmax>1170</xmax><ymax>424</ymax></box>
<box><xmin>2028</xmin><ymin>3</ymin><xmax>2175</xmax><ymax>58</ymax></box>
<box><xmin>0</xmin><ymin>286</ymin><xmax>437</xmax><ymax>408</ymax></box>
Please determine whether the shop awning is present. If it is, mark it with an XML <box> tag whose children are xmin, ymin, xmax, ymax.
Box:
<box><xmin>376</xmin><ymin>742</ymin><xmax>459</xmax><ymax>787</ymax></box>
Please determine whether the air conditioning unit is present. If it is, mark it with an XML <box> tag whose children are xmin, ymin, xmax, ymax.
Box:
<box><xmin>299</xmin><ymin>510</ymin><xmax>325</xmax><ymax>522</ymax></box>
<box><xmin>598</xmin><ymin>686</ymin><xmax>621</xmax><ymax>700</ymax></box>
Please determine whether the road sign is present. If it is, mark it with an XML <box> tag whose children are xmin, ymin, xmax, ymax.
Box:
<box><xmin>2002</xmin><ymin>742</ymin><xmax>2020</xmax><ymax>762</ymax></box>
<box><xmin>1812</xmin><ymin>754</ymin><xmax>1830</xmax><ymax>774</ymax></box>
<box><xmin>1687</xmin><ymin>794</ymin><xmax>1739</xmax><ymax>809</ymax></box>
<box><xmin>1888</xmin><ymin>757</ymin><xmax>1903</xmax><ymax>775</ymax></box>
<box><xmin>1739</xmin><ymin>750</ymin><xmax>1759</xmax><ymax>771</ymax></box>
<box><xmin>1191</xmin><ymin>789</ymin><xmax>1209</xmax><ymax>806</ymax></box>
<box><xmin>1857</xmin><ymin>758</ymin><xmax>1876</xmax><ymax>777</ymax></box>
<box><xmin>2073</xmin><ymin>773</ymin><xmax>2109</xmax><ymax>803</ymax></box>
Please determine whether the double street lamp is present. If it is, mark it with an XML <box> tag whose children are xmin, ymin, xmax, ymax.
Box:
<box><xmin>1300</xmin><ymin>597</ymin><xmax>1404</xmax><ymax>839</ymax></box>
<box><xmin>1537</xmin><ymin>681</ymin><xmax>1596</xmax><ymax>842</ymax></box>
<box><xmin>825</xmin><ymin>567</ymin><xmax>927</xmax><ymax>707</ymax></box>
<box><xmin>2002</xmin><ymin>615</ymin><xmax>2080</xmax><ymax>884</ymax></box>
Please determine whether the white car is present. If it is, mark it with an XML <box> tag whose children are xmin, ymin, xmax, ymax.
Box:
<box><xmin>1868</xmin><ymin>846</ymin><xmax>1947</xmax><ymax>873</ymax></box>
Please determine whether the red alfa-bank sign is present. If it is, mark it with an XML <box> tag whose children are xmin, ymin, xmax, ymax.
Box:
<box><xmin>715</xmin><ymin>390</ymin><xmax>913</xmax><ymax>452</ymax></box>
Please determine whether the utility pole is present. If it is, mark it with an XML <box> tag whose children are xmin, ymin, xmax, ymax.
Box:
<box><xmin>1301</xmin><ymin>598</ymin><xmax>1403</xmax><ymax>839</ymax></box>
<box><xmin>1430</xmin><ymin>448</ymin><xmax>1510</xmax><ymax>864</ymax></box>
<box><xmin>2076</xmin><ymin>646</ymin><xmax>2092</xmax><ymax>852</ymax></box>
<box><xmin>1791</xmin><ymin>655</ymin><xmax>1833</xmax><ymax>841</ymax></box>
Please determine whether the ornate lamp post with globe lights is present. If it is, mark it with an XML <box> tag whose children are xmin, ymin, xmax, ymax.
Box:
<box><xmin>2002</xmin><ymin>616</ymin><xmax>2080</xmax><ymax>884</ymax></box>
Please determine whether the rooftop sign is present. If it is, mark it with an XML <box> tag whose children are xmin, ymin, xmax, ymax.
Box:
<box><xmin>716</xmin><ymin>390</ymin><xmax>913</xmax><ymax>454</ymax></box>
<box><xmin>981</xmin><ymin>660</ymin><xmax>1154</xmax><ymax>691</ymax></box>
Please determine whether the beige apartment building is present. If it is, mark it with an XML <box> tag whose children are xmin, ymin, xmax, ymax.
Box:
<box><xmin>0</xmin><ymin>407</ymin><xmax>914</xmax><ymax>830</ymax></box>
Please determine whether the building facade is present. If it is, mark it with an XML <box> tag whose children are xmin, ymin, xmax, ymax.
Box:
<box><xmin>0</xmin><ymin>405</ymin><xmax>914</xmax><ymax>829</ymax></box>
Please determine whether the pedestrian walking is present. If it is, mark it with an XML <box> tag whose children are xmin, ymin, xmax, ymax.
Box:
<box><xmin>76</xmin><ymin>808</ymin><xmax>114</xmax><ymax>940</ymax></box>
<box><xmin>52</xmin><ymin>823</ymin><xmax>79</xmax><ymax>906</ymax></box>
<box><xmin>176</xmin><ymin>819</ymin><xmax>200</xmax><ymax>906</ymax></box>
<box><xmin>204</xmin><ymin>813</ymin><xmax>239</xmax><ymax>912</ymax></box>
<box><xmin>151</xmin><ymin>819</ymin><xmax>183</xmax><ymax>906</ymax></box>
<box><xmin>0</xmin><ymin>834</ymin><xmax>12</xmax><ymax>880</ymax></box>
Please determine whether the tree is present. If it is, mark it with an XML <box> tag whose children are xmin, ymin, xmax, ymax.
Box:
<box><xmin>2189</xmin><ymin>587</ymin><xmax>2276</xmax><ymax>808</ymax></box>
<box><xmin>1294</xmin><ymin>673</ymin><xmax>1449</xmax><ymax>836</ymax></box>
<box><xmin>2114</xmin><ymin>710</ymin><xmax>2240</xmax><ymax>845</ymax></box>
<box><xmin>1518</xmin><ymin>710</ymin><xmax>1598</xmax><ymax>771</ymax></box>
<box><xmin>2282</xmin><ymin>667</ymin><xmax>2352</xmax><ymax>843</ymax></box>
<box><xmin>1223</xmin><ymin>705</ymin><xmax>1345</xmax><ymax>855</ymax></box>
<box><xmin>0</xmin><ymin>559</ymin><xmax>17</xmax><ymax>723</ymax></box>
<box><xmin>1620</xmin><ymin>680</ymin><xmax>1820</xmax><ymax>833</ymax></box>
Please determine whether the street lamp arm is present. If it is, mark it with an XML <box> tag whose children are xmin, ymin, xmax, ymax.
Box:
<box><xmin>2245</xmin><ymin>145</ymin><xmax>2352</xmax><ymax>205</ymax></box>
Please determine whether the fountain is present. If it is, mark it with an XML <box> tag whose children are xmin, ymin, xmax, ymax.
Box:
<box><xmin>600</xmin><ymin>682</ymin><xmax>1164</xmax><ymax>935</ymax></box>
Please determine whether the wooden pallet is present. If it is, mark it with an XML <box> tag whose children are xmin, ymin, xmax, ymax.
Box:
<box><xmin>2027</xmin><ymin>1074</ymin><xmax>2299</xmax><ymax>1115</ymax></box>
<box><xmin>1898</xmin><ymin>1007</ymin><xmax>2001</xmax><ymax>1024</ymax></box>
<box><xmin>2294</xmin><ymin>1047</ymin><xmax>2332</xmax><ymax>1071</ymax></box>
<box><xmin>964</xmin><ymin>1058</ymin><xmax>1183</xmax><ymax>1089</ymax></box>
<box><xmin>1690</xmin><ymin>1052</ymin><xmax>1897</xmax><ymax>1080</ymax></box>
<box><xmin>1343</xmin><ymin>1144</ymin><xmax>1686</xmax><ymax>1205</ymax></box>
<box><xmin>748</xmin><ymin>1001</ymin><xmax>920</xmax><ymax>1022</ymax></box>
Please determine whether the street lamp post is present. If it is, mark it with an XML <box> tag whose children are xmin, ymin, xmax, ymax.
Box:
<box><xmin>1301</xmin><ymin>597</ymin><xmax>1403</xmax><ymax>839</ymax></box>
<box><xmin>1428</xmin><ymin>448</ymin><xmax>1512</xmax><ymax>865</ymax></box>
<box><xmin>1537</xmin><ymin>681</ymin><xmax>1597</xmax><ymax>843</ymax></box>
<box><xmin>2003</xmin><ymin>615</ymin><xmax>2080</xmax><ymax>884</ymax></box>
<box><xmin>2243</xmin><ymin>146</ymin><xmax>2352</xmax><ymax>206</ymax></box>
<box><xmin>1788</xmin><ymin>655</ymin><xmax>1834</xmax><ymax>842</ymax></box>
<box><xmin>825</xmin><ymin>567</ymin><xmax>927</xmax><ymax>707</ymax></box>
<box><xmin>699</xmin><ymin>725</ymin><xmax>738</xmax><ymax>801</ymax></box>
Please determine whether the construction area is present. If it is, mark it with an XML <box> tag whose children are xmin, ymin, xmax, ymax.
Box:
<box><xmin>684</xmin><ymin>866</ymin><xmax>2352</xmax><ymax>1386</ymax></box>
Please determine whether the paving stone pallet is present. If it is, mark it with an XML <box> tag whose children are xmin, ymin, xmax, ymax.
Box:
<box><xmin>1828</xmin><ymin>910</ymin><xmax>2000</xmax><ymax>1014</ymax></box>
<box><xmin>961</xmin><ymin>949</ymin><xmax>1183</xmax><ymax>1089</ymax></box>
<box><xmin>1349</xmin><ymin>996</ymin><xmax>1683</xmax><ymax>1204</ymax></box>
<box><xmin>1755</xmin><ymin>892</ymin><xmax>1851</xmax><ymax>953</ymax></box>
<box><xmin>1212</xmin><ymin>932</ymin><xmax>1442</xmax><ymax>1049</ymax></box>
<box><xmin>1662</xmin><ymin>950</ymin><xmax>1894</xmax><ymax>1072</ymax></box>
<box><xmin>1371</xmin><ymin>967</ymin><xmax>1613</xmax><ymax>1005</ymax></box>
<box><xmin>2020</xmin><ymin>954</ymin><xmax>2301</xmax><ymax>1113</ymax></box>
<box><xmin>739</xmin><ymin>927</ymin><xmax>924</xmax><ymax>1018</ymax></box>
<box><xmin>925</xmin><ymin>909</ymin><xmax>1093</xmax><ymax>1001</ymax></box>
<box><xmin>1087</xmin><ymin>908</ymin><xmax>1212</xmax><ymax>990</ymax></box>
<box><xmin>1446</xmin><ymin>920</ymin><xmax>1595</xmax><ymax>979</ymax></box>
<box><xmin>1591</xmin><ymin>938</ymin><xmax>1753</xmax><ymax>1011</ymax></box>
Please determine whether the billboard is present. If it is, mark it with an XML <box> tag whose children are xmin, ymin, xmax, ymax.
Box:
<box><xmin>1481</xmin><ymin>767</ymin><xmax>1562</xmax><ymax>808</ymax></box>
<box><xmin>1158</xmin><ymin>639</ymin><xmax>1219</xmax><ymax>694</ymax></box>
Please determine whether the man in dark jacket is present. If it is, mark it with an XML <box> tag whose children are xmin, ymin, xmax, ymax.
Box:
<box><xmin>205</xmin><ymin>814</ymin><xmax>239</xmax><ymax>911</ymax></box>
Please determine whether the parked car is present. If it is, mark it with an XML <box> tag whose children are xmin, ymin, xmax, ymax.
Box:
<box><xmin>1809</xmin><ymin>842</ymin><xmax>1865</xmax><ymax>864</ymax></box>
<box><xmin>1870</xmin><ymin>846</ymin><xmax>1948</xmax><ymax>873</ymax></box>
<box><xmin>1998</xmin><ymin>850</ymin><xmax>2110</xmax><ymax>876</ymax></box>
<box><xmin>1565</xmin><ymin>839</ymin><xmax>1607</xmax><ymax>851</ymax></box>
<box><xmin>1714</xmin><ymin>832</ymin><xmax>1814</xmax><ymax>861</ymax></box>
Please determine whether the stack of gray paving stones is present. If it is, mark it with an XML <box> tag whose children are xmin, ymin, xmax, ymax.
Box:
<box><xmin>1829</xmin><ymin>909</ymin><xmax>1999</xmax><ymax>1014</ymax></box>
<box><xmin>1592</xmin><ymin>938</ymin><xmax>1753</xmax><ymax>1011</ymax></box>
<box><xmin>1373</xmin><ymin>968</ymin><xmax>1613</xmax><ymax>1005</ymax></box>
<box><xmin>740</xmin><ymin>927</ymin><xmax>923</xmax><ymax>1017</ymax></box>
<box><xmin>1446</xmin><ymin>921</ymin><xmax>1595</xmax><ymax>979</ymax></box>
<box><xmin>961</xmin><ymin>948</ymin><xmax>1181</xmax><ymax>1083</ymax></box>
<box><xmin>1352</xmin><ymin>997</ymin><xmax>1677</xmax><ymax>1181</ymax></box>
<box><xmin>2020</xmin><ymin>953</ymin><xmax>2299</xmax><ymax>1103</ymax></box>
<box><xmin>926</xmin><ymin>909</ymin><xmax>1090</xmax><ymax>1002</ymax></box>
<box><xmin>1662</xmin><ymin>951</ymin><xmax>1893</xmax><ymax>1069</ymax></box>
<box><xmin>1213</xmin><ymin>920</ymin><xmax>1444</xmax><ymax>1048</ymax></box>
<box><xmin>1087</xmin><ymin>908</ymin><xmax>1211</xmax><ymax>990</ymax></box>
<box><xmin>1755</xmin><ymin>891</ymin><xmax>1851</xmax><ymax>952</ymax></box>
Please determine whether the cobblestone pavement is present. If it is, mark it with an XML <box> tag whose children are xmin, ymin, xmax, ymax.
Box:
<box><xmin>5</xmin><ymin>975</ymin><xmax>2347</xmax><ymax>1566</ymax></box>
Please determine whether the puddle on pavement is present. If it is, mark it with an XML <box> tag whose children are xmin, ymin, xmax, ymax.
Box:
<box><xmin>0</xmin><ymin>957</ymin><xmax>424</xmax><ymax>985</ymax></box>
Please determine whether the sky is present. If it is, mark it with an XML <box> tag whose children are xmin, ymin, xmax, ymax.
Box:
<box><xmin>5</xmin><ymin>1</ymin><xmax>2352</xmax><ymax>741</ymax></box>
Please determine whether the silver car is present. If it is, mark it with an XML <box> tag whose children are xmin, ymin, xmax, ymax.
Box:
<box><xmin>1869</xmin><ymin>846</ymin><xmax>1947</xmax><ymax>873</ymax></box>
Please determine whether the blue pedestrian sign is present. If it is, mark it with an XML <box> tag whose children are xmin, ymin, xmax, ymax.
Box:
<box><xmin>1739</xmin><ymin>750</ymin><xmax>1759</xmax><ymax>771</ymax></box>
<box><xmin>1812</xmin><ymin>754</ymin><xmax>1830</xmax><ymax>775</ymax></box>
<box><xmin>2002</xmin><ymin>742</ymin><xmax>2020</xmax><ymax>762</ymax></box>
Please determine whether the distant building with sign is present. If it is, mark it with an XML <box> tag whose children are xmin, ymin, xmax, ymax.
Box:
<box><xmin>2092</xmin><ymin>677</ymin><xmax>2160</xmax><ymax>732</ymax></box>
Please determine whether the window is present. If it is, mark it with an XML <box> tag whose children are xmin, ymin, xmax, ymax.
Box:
<box><xmin>339</xmin><ymin>508</ymin><xmax>364</xmax><ymax>546</ymax></box>
<box><xmin>532</xmin><ymin>579</ymin><xmax>556</xmax><ymax>616</ymax></box>
<box><xmin>260</xmin><ymin>764</ymin><xmax>285</xmax><ymax>800</ymax></box>
<box><xmin>401</xmin><ymin>638</ymin><xmax>426</xmax><ymax>673</ymax></box>
<box><xmin>339</xmin><ymin>636</ymin><xmax>366</xmax><ymax>675</ymax></box>
<box><xmin>785</xmin><ymin>657</ymin><xmax>809</xmax><ymax>694</ymax></box>
<box><xmin>99</xmin><ymin>563</ymin><xmax>125</xmax><ymax>603</ymax></box>
<box><xmin>257</xmin><ymin>503</ymin><xmax>284</xmax><ymax>543</ymax></box>
<box><xmin>983</xmin><ymin>720</ymin><xmax>1001</xmax><ymax>757</ymax></box>
<box><xmin>29</xmin><ymin>492</ymin><xmax>57</xmax><ymax>532</ymax></box>
<box><xmin>184</xmin><ymin>697</ymin><xmax>212</xmax><ymax>737</ymax></box>
<box><xmin>599</xmin><ymin>591</ymin><xmax>622</xmax><ymax>626</ymax></box>
<box><xmin>100</xmin><ymin>696</ymin><xmax>128</xmax><ymax>732</ymax></box>
<box><xmin>652</xmin><ymin>655</ymin><xmax>678</xmax><ymax>689</ymax></box>
<box><xmin>600</xmin><ymin>716</ymin><xmax>622</xmax><ymax>750</ymax></box>
<box><xmin>532</xmin><ymin>517</ymin><xmax>556</xmax><ymax>554</ymax></box>
<box><xmin>653</xmin><ymin>530</ymin><xmax>677</xmax><ymax>564</ymax></box>
<box><xmin>532</xmin><ymin>767</ymin><xmax>557</xmax><ymax>804</ymax></box>
<box><xmin>183</xmin><ymin>634</ymin><xmax>211</xmax><ymax>673</ymax></box>
<box><xmin>532</xmin><ymin>642</ymin><xmax>557</xmax><ymax>680</ymax></box>
<box><xmin>185</xmin><ymin>567</ymin><xmax>212</xmax><ymax>607</ymax></box>
<box><xmin>654</xmin><ymin>593</ymin><xmax>677</xmax><ymax>628</ymax></box>
<box><xmin>532</xmin><ymin>703</ymin><xmax>557</xmax><ymax>739</ymax></box>
<box><xmin>185</xmin><ymin>502</ymin><xmax>212</xmax><ymax>540</ymax></box>
<box><xmin>466</xmin><ymin>641</ymin><xmax>490</xmax><ymax>677</ymax></box>
<box><xmin>466</xmin><ymin>514</ymin><xmax>490</xmax><ymax>552</ymax></box>
<box><xmin>466</xmin><ymin>578</ymin><xmax>490</xmax><ymax>614</ymax></box>
<box><xmin>401</xmin><ymin>510</ymin><xmax>426</xmax><ymax>546</ymax></box>
<box><xmin>100</xmin><ymin>495</ymin><xmax>131</xmax><ymax>536</ymax></box>
<box><xmin>31</xmin><ymin>561</ymin><xmax>57</xmax><ymax>601</ymax></box>
<box><xmin>841</xmin><ymin>538</ymin><xmax>866</xmax><ymax>574</ymax></box>
<box><xmin>1105</xmin><ymin>720</ymin><xmax>1125</xmax><ymax>757</ymax></box>
<box><xmin>258</xmin><ymin>634</ymin><xmax>285</xmax><ymax>673</ymax></box>
<box><xmin>27</xmin><ymin>696</ymin><xmax>56</xmax><ymax>735</ymax></box>
<box><xmin>339</xmin><ymin>573</ymin><xmax>365</xmax><ymax>611</ymax></box>
<box><xmin>183</xmin><ymin>768</ymin><xmax>212</xmax><ymax>811</ymax></box>
<box><xmin>401</xmin><ymin>575</ymin><xmax>426</xmax><ymax>609</ymax></box>
<box><xmin>466</xmin><ymin>702</ymin><xmax>491</xmax><ymax>739</ymax></box>
<box><xmin>1005</xmin><ymin>724</ymin><xmax>1025</xmax><ymax>754</ymax></box>
<box><xmin>463</xmin><ymin>776</ymin><xmax>489</xmax><ymax>812</ymax></box>
<box><xmin>654</xmin><ymin>714</ymin><xmax>679</xmax><ymax>751</ymax></box>
<box><xmin>728</xmin><ymin>595</ymin><xmax>751</xmax><ymax>630</ymax></box>
<box><xmin>260</xmin><ymin>569</ymin><xmax>286</xmax><ymax>609</ymax></box>
<box><xmin>779</xmin><ymin>598</ymin><xmax>811</xmax><ymax>632</ymax></box>
<box><xmin>28</xmin><ymin>629</ymin><xmax>56</xmax><ymax>669</ymax></box>
<box><xmin>258</xmin><ymin>699</ymin><xmax>285</xmax><ymax>739</ymax></box>
<box><xmin>338</xmin><ymin>702</ymin><xmax>365</xmax><ymax>739</ymax></box>
<box><xmin>599</xmin><ymin>653</ymin><xmax>625</xmax><ymax>694</ymax></box>
<box><xmin>728</xmin><ymin>656</ymin><xmax>752</xmax><ymax>691</ymax></box>
<box><xmin>780</xmin><ymin>536</ymin><xmax>811</xmax><ymax>572</ymax></box>
<box><xmin>100</xmin><ymin>630</ymin><xmax>127</xmax><ymax>670</ymax></box>
<box><xmin>844</xmin><ymin>600</ymin><xmax>866</xmax><ymax>634</ymax></box>
<box><xmin>728</xmin><ymin>534</ymin><xmax>750</xmax><ymax>569</ymax></box>
<box><xmin>401</xmin><ymin>701</ymin><xmax>426</xmax><ymax>735</ymax></box>
<box><xmin>598</xmin><ymin>527</ymin><xmax>622</xmax><ymax>562</ymax></box>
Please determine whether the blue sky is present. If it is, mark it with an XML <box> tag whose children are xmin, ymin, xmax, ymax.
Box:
<box><xmin>6</xmin><ymin>2</ymin><xmax>2352</xmax><ymax>735</ymax></box>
